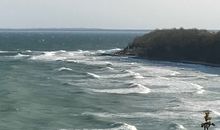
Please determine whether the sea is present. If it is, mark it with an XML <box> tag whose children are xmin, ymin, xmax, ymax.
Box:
<box><xmin>0</xmin><ymin>30</ymin><xmax>220</xmax><ymax>130</ymax></box>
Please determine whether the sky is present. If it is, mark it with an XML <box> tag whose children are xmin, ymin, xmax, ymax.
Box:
<box><xmin>0</xmin><ymin>0</ymin><xmax>220</xmax><ymax>29</ymax></box>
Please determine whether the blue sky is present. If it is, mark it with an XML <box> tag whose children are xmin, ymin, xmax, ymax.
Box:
<box><xmin>0</xmin><ymin>0</ymin><xmax>220</xmax><ymax>29</ymax></box>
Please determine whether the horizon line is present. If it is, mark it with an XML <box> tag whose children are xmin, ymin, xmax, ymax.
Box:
<box><xmin>0</xmin><ymin>27</ymin><xmax>219</xmax><ymax>31</ymax></box>
<box><xmin>0</xmin><ymin>28</ymin><xmax>150</xmax><ymax>31</ymax></box>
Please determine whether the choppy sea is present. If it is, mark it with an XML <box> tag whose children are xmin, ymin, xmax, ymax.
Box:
<box><xmin>0</xmin><ymin>30</ymin><xmax>220</xmax><ymax>130</ymax></box>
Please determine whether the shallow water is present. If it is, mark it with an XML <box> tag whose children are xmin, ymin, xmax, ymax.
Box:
<box><xmin>0</xmin><ymin>30</ymin><xmax>220</xmax><ymax>130</ymax></box>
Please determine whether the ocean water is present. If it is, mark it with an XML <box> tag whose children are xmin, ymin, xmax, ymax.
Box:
<box><xmin>0</xmin><ymin>30</ymin><xmax>220</xmax><ymax>130</ymax></box>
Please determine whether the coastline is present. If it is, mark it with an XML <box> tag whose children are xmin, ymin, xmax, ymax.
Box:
<box><xmin>114</xmin><ymin>51</ymin><xmax>220</xmax><ymax>67</ymax></box>
<box><xmin>140</xmin><ymin>57</ymin><xmax>220</xmax><ymax>67</ymax></box>
<box><xmin>116</xmin><ymin>29</ymin><xmax>220</xmax><ymax>68</ymax></box>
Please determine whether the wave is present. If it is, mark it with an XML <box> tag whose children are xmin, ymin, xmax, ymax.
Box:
<box><xmin>59</xmin><ymin>123</ymin><xmax>137</xmax><ymax>130</ymax></box>
<box><xmin>96</xmin><ymin>48</ymin><xmax>122</xmax><ymax>55</ymax></box>
<box><xmin>211</xmin><ymin>110</ymin><xmax>220</xmax><ymax>116</ymax></box>
<box><xmin>90</xmin><ymin>83</ymin><xmax>150</xmax><ymax>94</ymax></box>
<box><xmin>58</xmin><ymin>67</ymin><xmax>73</xmax><ymax>71</ymax></box>
<box><xmin>105</xmin><ymin>62</ymin><xmax>113</xmax><ymax>66</ymax></box>
<box><xmin>140</xmin><ymin>66</ymin><xmax>181</xmax><ymax>76</ymax></box>
<box><xmin>142</xmin><ymin>76</ymin><xmax>207</xmax><ymax>94</ymax></box>
<box><xmin>30</xmin><ymin>51</ymin><xmax>67</xmax><ymax>61</ymax></box>
<box><xmin>82</xmin><ymin>112</ymin><xmax>151</xmax><ymax>118</ymax></box>
<box><xmin>23</xmin><ymin>50</ymin><xmax>32</xmax><ymax>53</ymax></box>
<box><xmin>124</xmin><ymin>70</ymin><xmax>144</xmax><ymax>79</ymax></box>
<box><xmin>190</xmin><ymin>83</ymin><xmax>205</xmax><ymax>94</ymax></box>
<box><xmin>30</xmin><ymin>50</ymin><xmax>91</xmax><ymax>61</ymax></box>
<box><xmin>13</xmin><ymin>53</ymin><xmax>30</xmax><ymax>59</ymax></box>
<box><xmin>0</xmin><ymin>51</ymin><xmax>9</xmax><ymax>53</ymax></box>
<box><xmin>106</xmin><ymin>67</ymin><xmax>114</xmax><ymax>70</ymax></box>
<box><xmin>82</xmin><ymin>111</ymin><xmax>185</xmax><ymax>120</ymax></box>
<box><xmin>168</xmin><ymin>123</ymin><xmax>186</xmax><ymax>130</ymax></box>
<box><xmin>87</xmin><ymin>72</ymin><xmax>101</xmax><ymax>79</ymax></box>
<box><xmin>28</xmin><ymin>49</ymin><xmax>120</xmax><ymax>62</ymax></box>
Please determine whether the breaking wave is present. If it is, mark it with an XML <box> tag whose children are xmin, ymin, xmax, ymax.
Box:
<box><xmin>58</xmin><ymin>67</ymin><xmax>73</xmax><ymax>71</ymax></box>
<box><xmin>87</xmin><ymin>72</ymin><xmax>101</xmax><ymax>79</ymax></box>
<box><xmin>59</xmin><ymin>122</ymin><xmax>137</xmax><ymax>130</ymax></box>
<box><xmin>190</xmin><ymin>83</ymin><xmax>205</xmax><ymax>94</ymax></box>
<box><xmin>168</xmin><ymin>123</ymin><xmax>186</xmax><ymax>130</ymax></box>
<box><xmin>13</xmin><ymin>53</ymin><xmax>30</xmax><ymax>59</ymax></box>
<box><xmin>90</xmin><ymin>83</ymin><xmax>150</xmax><ymax>94</ymax></box>
<box><xmin>124</xmin><ymin>70</ymin><xmax>144</xmax><ymax>79</ymax></box>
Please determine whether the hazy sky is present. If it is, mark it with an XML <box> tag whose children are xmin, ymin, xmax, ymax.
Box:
<box><xmin>0</xmin><ymin>0</ymin><xmax>220</xmax><ymax>29</ymax></box>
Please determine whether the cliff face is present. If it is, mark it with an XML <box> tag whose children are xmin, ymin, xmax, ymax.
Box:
<box><xmin>119</xmin><ymin>29</ymin><xmax>220</xmax><ymax>64</ymax></box>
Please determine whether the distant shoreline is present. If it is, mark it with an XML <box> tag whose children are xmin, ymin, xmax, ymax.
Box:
<box><xmin>114</xmin><ymin>53</ymin><xmax>220</xmax><ymax>67</ymax></box>
<box><xmin>148</xmin><ymin>58</ymin><xmax>220</xmax><ymax>67</ymax></box>
<box><xmin>0</xmin><ymin>28</ymin><xmax>150</xmax><ymax>32</ymax></box>
<box><xmin>116</xmin><ymin>28</ymin><xmax>220</xmax><ymax>66</ymax></box>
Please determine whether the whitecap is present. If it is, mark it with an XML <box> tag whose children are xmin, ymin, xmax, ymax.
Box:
<box><xmin>168</xmin><ymin>123</ymin><xmax>186</xmax><ymax>130</ymax></box>
<box><xmin>212</xmin><ymin>110</ymin><xmax>220</xmax><ymax>116</ymax></box>
<box><xmin>24</xmin><ymin>50</ymin><xmax>32</xmax><ymax>53</ymax></box>
<box><xmin>190</xmin><ymin>83</ymin><xmax>205</xmax><ymax>94</ymax></box>
<box><xmin>59</xmin><ymin>123</ymin><xmax>137</xmax><ymax>130</ymax></box>
<box><xmin>30</xmin><ymin>51</ymin><xmax>62</xmax><ymax>61</ymax></box>
<box><xmin>124</xmin><ymin>70</ymin><xmax>144</xmax><ymax>79</ymax></box>
<box><xmin>170</xmin><ymin>71</ymin><xmax>181</xmax><ymax>76</ymax></box>
<box><xmin>0</xmin><ymin>51</ymin><xmax>9</xmax><ymax>53</ymax></box>
<box><xmin>87</xmin><ymin>72</ymin><xmax>101</xmax><ymax>79</ymax></box>
<box><xmin>96</xmin><ymin>48</ymin><xmax>122</xmax><ymax>55</ymax></box>
<box><xmin>66</xmin><ymin>60</ymin><xmax>80</xmax><ymax>63</ymax></box>
<box><xmin>106</xmin><ymin>67</ymin><xmax>114</xmax><ymax>70</ymax></box>
<box><xmin>133</xmin><ymin>73</ymin><xmax>144</xmax><ymax>79</ymax></box>
<box><xmin>197</xmin><ymin>89</ymin><xmax>205</xmax><ymax>94</ymax></box>
<box><xmin>29</xmin><ymin>50</ymin><xmax>94</xmax><ymax>62</ymax></box>
<box><xmin>140</xmin><ymin>66</ymin><xmax>181</xmax><ymax>76</ymax></box>
<box><xmin>82</xmin><ymin>112</ymin><xmax>151</xmax><ymax>118</ymax></box>
<box><xmin>90</xmin><ymin>83</ymin><xmax>150</xmax><ymax>94</ymax></box>
<box><xmin>58</xmin><ymin>67</ymin><xmax>73</xmax><ymax>71</ymax></box>
<box><xmin>105</xmin><ymin>62</ymin><xmax>113</xmax><ymax>66</ymax></box>
<box><xmin>13</xmin><ymin>53</ymin><xmax>30</xmax><ymax>59</ymax></box>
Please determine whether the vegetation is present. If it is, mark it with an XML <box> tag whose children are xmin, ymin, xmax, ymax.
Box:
<box><xmin>118</xmin><ymin>28</ymin><xmax>220</xmax><ymax>65</ymax></box>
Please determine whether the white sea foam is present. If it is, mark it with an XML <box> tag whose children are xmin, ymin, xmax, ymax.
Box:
<box><xmin>0</xmin><ymin>51</ymin><xmax>9</xmax><ymax>53</ymax></box>
<box><xmin>24</xmin><ymin>50</ymin><xmax>32</xmax><ymax>53</ymax></box>
<box><xmin>30</xmin><ymin>50</ymin><xmax>88</xmax><ymax>61</ymax></box>
<box><xmin>82</xmin><ymin>111</ymin><xmax>186</xmax><ymax>120</ymax></box>
<box><xmin>59</xmin><ymin>123</ymin><xmax>137</xmax><ymax>130</ymax></box>
<box><xmin>30</xmin><ymin>51</ymin><xmax>65</xmax><ymax>61</ymax></box>
<box><xmin>212</xmin><ymin>110</ymin><xmax>220</xmax><ymax>116</ymax></box>
<box><xmin>170</xmin><ymin>71</ymin><xmax>181</xmax><ymax>76</ymax></box>
<box><xmin>96</xmin><ymin>48</ymin><xmax>122</xmax><ymax>54</ymax></box>
<box><xmin>14</xmin><ymin>53</ymin><xmax>30</xmax><ymax>58</ymax></box>
<box><xmin>106</xmin><ymin>67</ymin><xmax>114</xmax><ymax>70</ymax></box>
<box><xmin>82</xmin><ymin>112</ymin><xmax>151</xmax><ymax>118</ymax></box>
<box><xmin>87</xmin><ymin>72</ymin><xmax>101</xmax><ymax>79</ymax></box>
<box><xmin>58</xmin><ymin>67</ymin><xmax>73</xmax><ymax>71</ymax></box>
<box><xmin>190</xmin><ymin>83</ymin><xmax>205</xmax><ymax>94</ymax></box>
<box><xmin>29</xmin><ymin>49</ymin><xmax>117</xmax><ymax>63</ymax></box>
<box><xmin>105</xmin><ymin>62</ymin><xmax>113</xmax><ymax>66</ymax></box>
<box><xmin>196</xmin><ymin>89</ymin><xmax>205</xmax><ymax>94</ymax></box>
<box><xmin>90</xmin><ymin>83</ymin><xmax>150</xmax><ymax>94</ymax></box>
<box><xmin>140</xmin><ymin>66</ymin><xmax>181</xmax><ymax>76</ymax></box>
<box><xmin>124</xmin><ymin>70</ymin><xmax>144</xmax><ymax>79</ymax></box>
<box><xmin>168</xmin><ymin>123</ymin><xmax>186</xmax><ymax>130</ymax></box>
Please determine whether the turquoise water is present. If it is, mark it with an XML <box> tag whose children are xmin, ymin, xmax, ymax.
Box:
<box><xmin>0</xmin><ymin>30</ymin><xmax>220</xmax><ymax>130</ymax></box>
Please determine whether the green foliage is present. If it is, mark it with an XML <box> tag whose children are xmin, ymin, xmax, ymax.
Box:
<box><xmin>125</xmin><ymin>28</ymin><xmax>220</xmax><ymax>64</ymax></box>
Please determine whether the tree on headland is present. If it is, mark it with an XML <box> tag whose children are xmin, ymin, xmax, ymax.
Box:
<box><xmin>118</xmin><ymin>28</ymin><xmax>220</xmax><ymax>65</ymax></box>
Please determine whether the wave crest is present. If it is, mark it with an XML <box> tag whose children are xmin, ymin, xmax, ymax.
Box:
<box><xmin>87</xmin><ymin>72</ymin><xmax>101</xmax><ymax>79</ymax></box>
<box><xmin>58</xmin><ymin>67</ymin><xmax>73</xmax><ymax>71</ymax></box>
<box><xmin>59</xmin><ymin>123</ymin><xmax>137</xmax><ymax>130</ymax></box>
<box><xmin>90</xmin><ymin>83</ymin><xmax>150</xmax><ymax>94</ymax></box>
